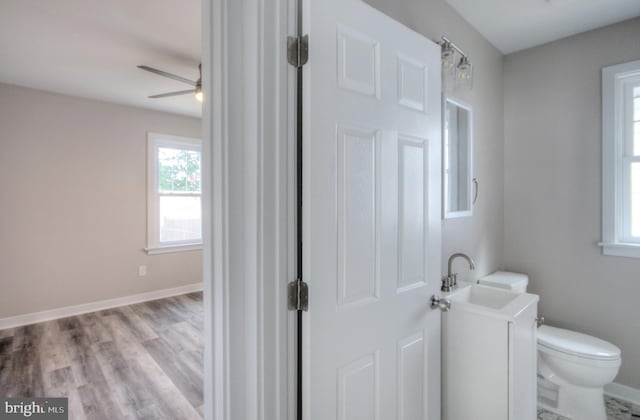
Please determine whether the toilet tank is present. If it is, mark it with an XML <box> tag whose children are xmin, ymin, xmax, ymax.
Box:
<box><xmin>478</xmin><ymin>271</ymin><xmax>529</xmax><ymax>293</ymax></box>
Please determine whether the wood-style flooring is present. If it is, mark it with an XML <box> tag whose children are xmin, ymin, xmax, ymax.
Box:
<box><xmin>0</xmin><ymin>292</ymin><xmax>204</xmax><ymax>420</ymax></box>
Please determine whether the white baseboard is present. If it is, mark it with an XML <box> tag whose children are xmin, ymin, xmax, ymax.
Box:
<box><xmin>605</xmin><ymin>382</ymin><xmax>640</xmax><ymax>406</ymax></box>
<box><xmin>0</xmin><ymin>283</ymin><xmax>203</xmax><ymax>330</ymax></box>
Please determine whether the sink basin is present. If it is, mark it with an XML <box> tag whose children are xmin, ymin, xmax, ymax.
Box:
<box><xmin>449</xmin><ymin>284</ymin><xmax>518</xmax><ymax>310</ymax></box>
<box><xmin>447</xmin><ymin>284</ymin><xmax>539</xmax><ymax>320</ymax></box>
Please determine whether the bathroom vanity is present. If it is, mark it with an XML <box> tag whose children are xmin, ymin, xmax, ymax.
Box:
<box><xmin>442</xmin><ymin>284</ymin><xmax>539</xmax><ymax>420</ymax></box>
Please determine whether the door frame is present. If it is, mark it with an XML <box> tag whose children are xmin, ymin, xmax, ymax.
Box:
<box><xmin>202</xmin><ymin>0</ymin><xmax>297</xmax><ymax>419</ymax></box>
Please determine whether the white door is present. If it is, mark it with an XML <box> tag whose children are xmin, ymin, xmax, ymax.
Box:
<box><xmin>303</xmin><ymin>0</ymin><xmax>442</xmax><ymax>419</ymax></box>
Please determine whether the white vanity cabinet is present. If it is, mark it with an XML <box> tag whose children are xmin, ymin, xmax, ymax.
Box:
<box><xmin>442</xmin><ymin>285</ymin><xmax>539</xmax><ymax>420</ymax></box>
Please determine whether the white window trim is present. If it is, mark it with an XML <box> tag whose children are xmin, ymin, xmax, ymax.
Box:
<box><xmin>146</xmin><ymin>132</ymin><xmax>203</xmax><ymax>254</ymax></box>
<box><xmin>600</xmin><ymin>59</ymin><xmax>640</xmax><ymax>258</ymax></box>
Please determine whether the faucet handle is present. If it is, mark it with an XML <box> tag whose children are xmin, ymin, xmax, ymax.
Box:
<box><xmin>441</xmin><ymin>274</ymin><xmax>458</xmax><ymax>292</ymax></box>
<box><xmin>441</xmin><ymin>276</ymin><xmax>451</xmax><ymax>292</ymax></box>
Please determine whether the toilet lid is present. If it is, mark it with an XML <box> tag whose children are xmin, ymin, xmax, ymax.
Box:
<box><xmin>538</xmin><ymin>325</ymin><xmax>621</xmax><ymax>361</ymax></box>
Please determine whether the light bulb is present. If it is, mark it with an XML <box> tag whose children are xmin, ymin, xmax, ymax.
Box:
<box><xmin>455</xmin><ymin>56</ymin><xmax>473</xmax><ymax>88</ymax></box>
<box><xmin>195</xmin><ymin>87</ymin><xmax>203</xmax><ymax>102</ymax></box>
<box><xmin>441</xmin><ymin>42</ymin><xmax>455</xmax><ymax>73</ymax></box>
<box><xmin>456</xmin><ymin>56</ymin><xmax>471</xmax><ymax>77</ymax></box>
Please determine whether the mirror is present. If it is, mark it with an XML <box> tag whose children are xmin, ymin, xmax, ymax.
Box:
<box><xmin>444</xmin><ymin>98</ymin><xmax>473</xmax><ymax>218</ymax></box>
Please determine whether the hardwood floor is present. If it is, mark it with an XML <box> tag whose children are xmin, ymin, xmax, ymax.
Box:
<box><xmin>0</xmin><ymin>292</ymin><xmax>204</xmax><ymax>420</ymax></box>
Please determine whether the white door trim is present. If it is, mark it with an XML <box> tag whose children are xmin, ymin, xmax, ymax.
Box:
<box><xmin>201</xmin><ymin>0</ymin><xmax>228</xmax><ymax>417</ymax></box>
<box><xmin>202</xmin><ymin>0</ymin><xmax>296</xmax><ymax>419</ymax></box>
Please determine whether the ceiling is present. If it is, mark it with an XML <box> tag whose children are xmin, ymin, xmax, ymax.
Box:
<box><xmin>0</xmin><ymin>0</ymin><xmax>202</xmax><ymax>118</ymax></box>
<box><xmin>446</xmin><ymin>0</ymin><xmax>640</xmax><ymax>54</ymax></box>
<box><xmin>4</xmin><ymin>1</ymin><xmax>637</xmax><ymax>111</ymax></box>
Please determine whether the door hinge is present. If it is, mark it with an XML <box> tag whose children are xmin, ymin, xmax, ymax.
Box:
<box><xmin>287</xmin><ymin>35</ymin><xmax>309</xmax><ymax>68</ymax></box>
<box><xmin>288</xmin><ymin>279</ymin><xmax>309</xmax><ymax>311</ymax></box>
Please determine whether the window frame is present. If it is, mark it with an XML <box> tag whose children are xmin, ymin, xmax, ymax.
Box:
<box><xmin>146</xmin><ymin>132</ymin><xmax>203</xmax><ymax>255</ymax></box>
<box><xmin>601</xmin><ymin>59</ymin><xmax>640</xmax><ymax>258</ymax></box>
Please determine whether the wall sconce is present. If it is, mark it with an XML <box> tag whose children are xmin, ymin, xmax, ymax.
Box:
<box><xmin>456</xmin><ymin>56</ymin><xmax>473</xmax><ymax>88</ymax></box>
<box><xmin>438</xmin><ymin>36</ymin><xmax>473</xmax><ymax>89</ymax></box>
<box><xmin>441</xmin><ymin>40</ymin><xmax>456</xmax><ymax>74</ymax></box>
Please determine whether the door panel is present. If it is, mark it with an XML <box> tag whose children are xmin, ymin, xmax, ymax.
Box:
<box><xmin>337</xmin><ymin>125</ymin><xmax>380</xmax><ymax>308</ymax></box>
<box><xmin>398</xmin><ymin>135</ymin><xmax>427</xmax><ymax>292</ymax></box>
<box><xmin>397</xmin><ymin>332</ymin><xmax>426</xmax><ymax>420</ymax></box>
<box><xmin>303</xmin><ymin>0</ymin><xmax>442</xmax><ymax>419</ymax></box>
<box><xmin>337</xmin><ymin>352</ymin><xmax>380</xmax><ymax>420</ymax></box>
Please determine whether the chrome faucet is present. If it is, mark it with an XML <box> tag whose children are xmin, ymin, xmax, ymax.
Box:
<box><xmin>442</xmin><ymin>253</ymin><xmax>476</xmax><ymax>292</ymax></box>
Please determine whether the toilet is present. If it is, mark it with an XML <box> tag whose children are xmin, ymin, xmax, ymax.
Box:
<box><xmin>478</xmin><ymin>271</ymin><xmax>622</xmax><ymax>420</ymax></box>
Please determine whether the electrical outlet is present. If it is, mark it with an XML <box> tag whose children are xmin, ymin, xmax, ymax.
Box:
<box><xmin>139</xmin><ymin>265</ymin><xmax>147</xmax><ymax>277</ymax></box>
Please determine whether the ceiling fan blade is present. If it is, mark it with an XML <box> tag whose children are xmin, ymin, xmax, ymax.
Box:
<box><xmin>137</xmin><ymin>65</ymin><xmax>197</xmax><ymax>87</ymax></box>
<box><xmin>148</xmin><ymin>89</ymin><xmax>196</xmax><ymax>99</ymax></box>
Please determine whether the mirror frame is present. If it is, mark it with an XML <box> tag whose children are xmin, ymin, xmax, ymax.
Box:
<box><xmin>443</xmin><ymin>96</ymin><xmax>474</xmax><ymax>219</ymax></box>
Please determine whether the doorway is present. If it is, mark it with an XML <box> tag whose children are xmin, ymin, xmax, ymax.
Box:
<box><xmin>0</xmin><ymin>1</ymin><xmax>205</xmax><ymax>418</ymax></box>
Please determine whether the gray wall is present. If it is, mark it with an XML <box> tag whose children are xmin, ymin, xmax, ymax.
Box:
<box><xmin>504</xmin><ymin>18</ymin><xmax>640</xmax><ymax>388</ymax></box>
<box><xmin>364</xmin><ymin>0</ymin><xmax>505</xmax><ymax>281</ymax></box>
<box><xmin>0</xmin><ymin>83</ymin><xmax>203</xmax><ymax>319</ymax></box>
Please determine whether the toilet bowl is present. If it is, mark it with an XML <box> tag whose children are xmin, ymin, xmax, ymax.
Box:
<box><xmin>537</xmin><ymin>325</ymin><xmax>621</xmax><ymax>420</ymax></box>
<box><xmin>478</xmin><ymin>272</ymin><xmax>622</xmax><ymax>420</ymax></box>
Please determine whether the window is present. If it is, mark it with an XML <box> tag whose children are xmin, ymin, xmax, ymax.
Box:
<box><xmin>147</xmin><ymin>132</ymin><xmax>202</xmax><ymax>254</ymax></box>
<box><xmin>601</xmin><ymin>59</ymin><xmax>640</xmax><ymax>257</ymax></box>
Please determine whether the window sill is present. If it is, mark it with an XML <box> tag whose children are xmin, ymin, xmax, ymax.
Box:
<box><xmin>598</xmin><ymin>241</ymin><xmax>640</xmax><ymax>258</ymax></box>
<box><xmin>145</xmin><ymin>244</ymin><xmax>203</xmax><ymax>255</ymax></box>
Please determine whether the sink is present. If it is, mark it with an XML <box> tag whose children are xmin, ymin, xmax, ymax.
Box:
<box><xmin>449</xmin><ymin>284</ymin><xmax>518</xmax><ymax>310</ymax></box>
<box><xmin>442</xmin><ymin>283</ymin><xmax>539</xmax><ymax>420</ymax></box>
<box><xmin>446</xmin><ymin>284</ymin><xmax>539</xmax><ymax>321</ymax></box>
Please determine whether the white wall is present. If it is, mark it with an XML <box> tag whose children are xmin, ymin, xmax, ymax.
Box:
<box><xmin>0</xmin><ymin>83</ymin><xmax>203</xmax><ymax>319</ymax></box>
<box><xmin>364</xmin><ymin>0</ymin><xmax>505</xmax><ymax>280</ymax></box>
<box><xmin>504</xmin><ymin>17</ymin><xmax>640</xmax><ymax>388</ymax></box>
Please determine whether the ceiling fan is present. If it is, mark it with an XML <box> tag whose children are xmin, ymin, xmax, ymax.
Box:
<box><xmin>138</xmin><ymin>63</ymin><xmax>203</xmax><ymax>102</ymax></box>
